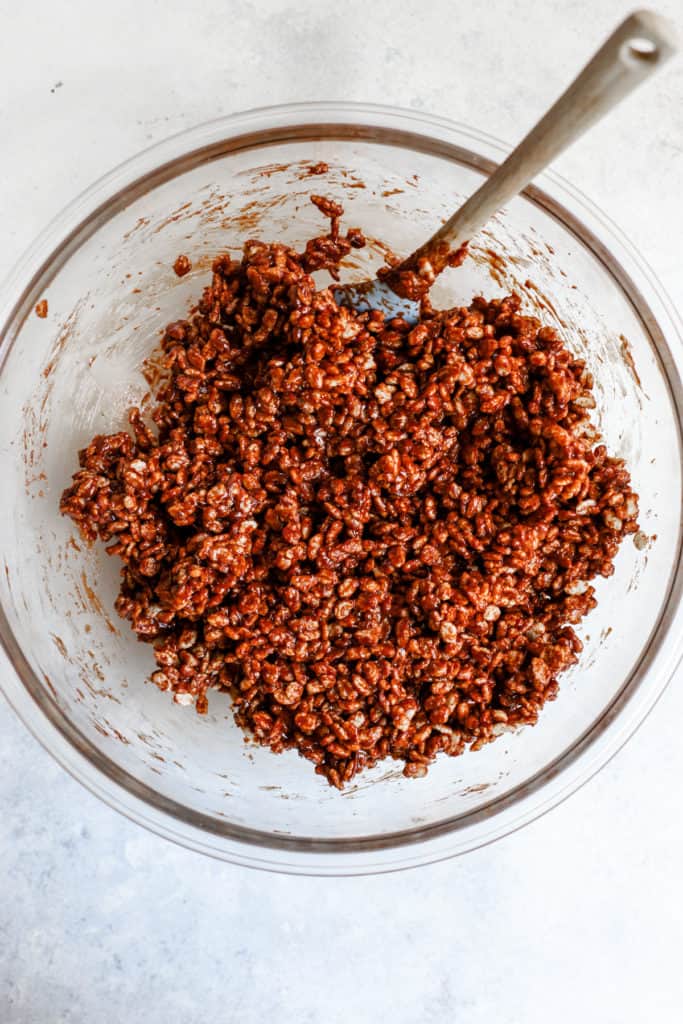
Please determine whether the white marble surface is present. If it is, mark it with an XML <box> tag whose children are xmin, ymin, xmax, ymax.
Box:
<box><xmin>1</xmin><ymin>1</ymin><xmax>683</xmax><ymax>1020</ymax></box>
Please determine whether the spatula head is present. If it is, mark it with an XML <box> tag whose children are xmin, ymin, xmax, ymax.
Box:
<box><xmin>333</xmin><ymin>278</ymin><xmax>420</xmax><ymax>324</ymax></box>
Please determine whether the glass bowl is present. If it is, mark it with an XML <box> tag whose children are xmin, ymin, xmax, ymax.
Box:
<box><xmin>1</xmin><ymin>103</ymin><xmax>682</xmax><ymax>876</ymax></box>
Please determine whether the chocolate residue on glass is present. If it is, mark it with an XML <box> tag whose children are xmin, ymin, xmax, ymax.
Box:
<box><xmin>173</xmin><ymin>254</ymin><xmax>192</xmax><ymax>278</ymax></box>
<box><xmin>303</xmin><ymin>161</ymin><xmax>329</xmax><ymax>176</ymax></box>
<box><xmin>619</xmin><ymin>334</ymin><xmax>645</xmax><ymax>393</ymax></box>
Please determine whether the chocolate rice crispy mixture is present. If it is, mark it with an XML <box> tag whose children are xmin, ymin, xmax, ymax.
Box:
<box><xmin>61</xmin><ymin>197</ymin><xmax>639</xmax><ymax>788</ymax></box>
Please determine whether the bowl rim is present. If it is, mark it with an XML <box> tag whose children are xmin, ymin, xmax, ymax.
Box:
<box><xmin>1</xmin><ymin>100</ymin><xmax>682</xmax><ymax>875</ymax></box>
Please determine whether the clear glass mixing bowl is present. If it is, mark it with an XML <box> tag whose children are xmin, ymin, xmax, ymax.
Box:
<box><xmin>1</xmin><ymin>103</ymin><xmax>682</xmax><ymax>875</ymax></box>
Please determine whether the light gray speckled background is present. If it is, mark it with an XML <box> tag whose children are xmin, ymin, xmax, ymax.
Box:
<box><xmin>1</xmin><ymin>1</ymin><xmax>682</xmax><ymax>1021</ymax></box>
